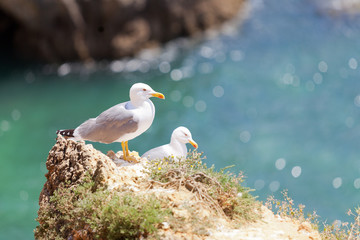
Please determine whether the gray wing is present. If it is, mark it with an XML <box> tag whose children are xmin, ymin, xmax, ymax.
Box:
<box><xmin>76</xmin><ymin>102</ymin><xmax>138</xmax><ymax>144</ymax></box>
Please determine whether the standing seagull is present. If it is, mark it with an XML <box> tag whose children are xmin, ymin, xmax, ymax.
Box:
<box><xmin>142</xmin><ymin>126</ymin><xmax>198</xmax><ymax>161</ymax></box>
<box><xmin>57</xmin><ymin>83</ymin><xmax>165</xmax><ymax>162</ymax></box>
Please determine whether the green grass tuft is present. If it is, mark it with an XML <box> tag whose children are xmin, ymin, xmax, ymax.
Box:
<box><xmin>35</xmin><ymin>175</ymin><xmax>170</xmax><ymax>240</ymax></box>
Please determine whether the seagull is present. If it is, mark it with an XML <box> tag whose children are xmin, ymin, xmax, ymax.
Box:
<box><xmin>141</xmin><ymin>126</ymin><xmax>198</xmax><ymax>161</ymax></box>
<box><xmin>57</xmin><ymin>82</ymin><xmax>165</xmax><ymax>162</ymax></box>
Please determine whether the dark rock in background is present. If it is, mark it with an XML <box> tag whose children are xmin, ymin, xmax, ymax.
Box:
<box><xmin>0</xmin><ymin>0</ymin><xmax>245</xmax><ymax>63</ymax></box>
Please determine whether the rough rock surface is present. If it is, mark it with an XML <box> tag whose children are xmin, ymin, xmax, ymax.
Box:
<box><xmin>39</xmin><ymin>135</ymin><xmax>123</xmax><ymax>207</ymax></box>
<box><xmin>210</xmin><ymin>206</ymin><xmax>321</xmax><ymax>240</ymax></box>
<box><xmin>38</xmin><ymin>135</ymin><xmax>321</xmax><ymax>239</ymax></box>
<box><xmin>0</xmin><ymin>0</ymin><xmax>246</xmax><ymax>62</ymax></box>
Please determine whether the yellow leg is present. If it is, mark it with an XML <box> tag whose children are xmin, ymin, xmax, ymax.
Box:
<box><xmin>125</xmin><ymin>141</ymin><xmax>130</xmax><ymax>157</ymax></box>
<box><xmin>122</xmin><ymin>141</ymin><xmax>138</xmax><ymax>163</ymax></box>
<box><xmin>121</xmin><ymin>141</ymin><xmax>127</xmax><ymax>160</ymax></box>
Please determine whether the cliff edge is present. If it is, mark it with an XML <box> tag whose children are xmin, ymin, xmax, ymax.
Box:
<box><xmin>35</xmin><ymin>135</ymin><xmax>321</xmax><ymax>239</ymax></box>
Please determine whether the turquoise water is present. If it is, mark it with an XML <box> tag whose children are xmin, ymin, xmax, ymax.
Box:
<box><xmin>1</xmin><ymin>0</ymin><xmax>360</xmax><ymax>238</ymax></box>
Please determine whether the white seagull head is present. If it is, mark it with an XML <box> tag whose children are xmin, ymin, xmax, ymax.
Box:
<box><xmin>130</xmin><ymin>83</ymin><xmax>165</xmax><ymax>103</ymax></box>
<box><xmin>172</xmin><ymin>126</ymin><xmax>198</xmax><ymax>149</ymax></box>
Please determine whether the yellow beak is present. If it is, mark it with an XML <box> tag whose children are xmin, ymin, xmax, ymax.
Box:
<box><xmin>151</xmin><ymin>92</ymin><xmax>165</xmax><ymax>99</ymax></box>
<box><xmin>188</xmin><ymin>139</ymin><xmax>198</xmax><ymax>149</ymax></box>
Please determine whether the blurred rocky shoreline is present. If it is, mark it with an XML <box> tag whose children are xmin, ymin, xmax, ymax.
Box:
<box><xmin>316</xmin><ymin>0</ymin><xmax>360</xmax><ymax>15</ymax></box>
<box><xmin>0</xmin><ymin>0</ymin><xmax>245</xmax><ymax>63</ymax></box>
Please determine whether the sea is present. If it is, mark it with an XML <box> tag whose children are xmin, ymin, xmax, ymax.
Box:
<box><xmin>1</xmin><ymin>0</ymin><xmax>360</xmax><ymax>239</ymax></box>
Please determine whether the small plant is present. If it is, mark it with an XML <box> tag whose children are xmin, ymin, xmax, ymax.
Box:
<box><xmin>265</xmin><ymin>189</ymin><xmax>319</xmax><ymax>226</ymax></box>
<box><xmin>321</xmin><ymin>207</ymin><xmax>360</xmax><ymax>240</ymax></box>
<box><xmin>266</xmin><ymin>190</ymin><xmax>360</xmax><ymax>240</ymax></box>
<box><xmin>35</xmin><ymin>175</ymin><xmax>171</xmax><ymax>240</ymax></box>
<box><xmin>147</xmin><ymin>150</ymin><xmax>260</xmax><ymax>223</ymax></box>
<box><xmin>346</xmin><ymin>208</ymin><xmax>360</xmax><ymax>239</ymax></box>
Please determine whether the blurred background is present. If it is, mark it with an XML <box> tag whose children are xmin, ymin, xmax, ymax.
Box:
<box><xmin>1</xmin><ymin>0</ymin><xmax>360</xmax><ymax>239</ymax></box>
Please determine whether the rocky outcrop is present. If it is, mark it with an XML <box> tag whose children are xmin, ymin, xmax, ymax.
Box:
<box><xmin>37</xmin><ymin>135</ymin><xmax>321</xmax><ymax>239</ymax></box>
<box><xmin>0</xmin><ymin>0</ymin><xmax>246</xmax><ymax>63</ymax></box>
<box><xmin>315</xmin><ymin>0</ymin><xmax>360</xmax><ymax>15</ymax></box>
<box><xmin>39</xmin><ymin>136</ymin><xmax>118</xmax><ymax>206</ymax></box>
<box><xmin>39</xmin><ymin>135</ymin><xmax>145</xmax><ymax>207</ymax></box>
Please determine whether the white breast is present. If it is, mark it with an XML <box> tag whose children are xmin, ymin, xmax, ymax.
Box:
<box><xmin>115</xmin><ymin>99</ymin><xmax>155</xmax><ymax>142</ymax></box>
<box><xmin>142</xmin><ymin>141</ymin><xmax>187</xmax><ymax>161</ymax></box>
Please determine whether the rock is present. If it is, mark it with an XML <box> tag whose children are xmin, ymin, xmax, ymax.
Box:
<box><xmin>298</xmin><ymin>221</ymin><xmax>313</xmax><ymax>233</ymax></box>
<box><xmin>0</xmin><ymin>0</ymin><xmax>246</xmax><ymax>62</ymax></box>
<box><xmin>209</xmin><ymin>206</ymin><xmax>321</xmax><ymax>240</ymax></box>
<box><xmin>161</xmin><ymin>221</ymin><xmax>170</xmax><ymax>230</ymax></box>
<box><xmin>37</xmin><ymin>136</ymin><xmax>322</xmax><ymax>239</ymax></box>
<box><xmin>40</xmin><ymin>135</ymin><xmax>112</xmax><ymax>205</ymax></box>
<box><xmin>315</xmin><ymin>0</ymin><xmax>360</xmax><ymax>16</ymax></box>
<box><xmin>38</xmin><ymin>135</ymin><xmax>143</xmax><ymax>207</ymax></box>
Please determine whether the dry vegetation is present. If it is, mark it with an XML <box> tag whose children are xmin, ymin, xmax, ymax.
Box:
<box><xmin>266</xmin><ymin>190</ymin><xmax>360</xmax><ymax>240</ymax></box>
<box><xmin>147</xmin><ymin>151</ymin><xmax>260</xmax><ymax>224</ymax></box>
<box><xmin>35</xmin><ymin>150</ymin><xmax>260</xmax><ymax>239</ymax></box>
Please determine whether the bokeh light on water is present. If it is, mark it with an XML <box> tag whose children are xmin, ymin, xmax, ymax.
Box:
<box><xmin>291</xmin><ymin>166</ymin><xmax>302</xmax><ymax>178</ymax></box>
<box><xmin>275</xmin><ymin>158</ymin><xmax>286</xmax><ymax>170</ymax></box>
<box><xmin>333</xmin><ymin>177</ymin><xmax>343</xmax><ymax>189</ymax></box>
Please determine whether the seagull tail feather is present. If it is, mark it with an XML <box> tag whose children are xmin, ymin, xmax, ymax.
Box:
<box><xmin>56</xmin><ymin>129</ymin><xmax>75</xmax><ymax>138</ymax></box>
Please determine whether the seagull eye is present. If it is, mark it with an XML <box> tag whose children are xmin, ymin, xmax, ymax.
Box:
<box><xmin>184</xmin><ymin>133</ymin><xmax>188</xmax><ymax>137</ymax></box>
<box><xmin>143</xmin><ymin>88</ymin><xmax>147</xmax><ymax>91</ymax></box>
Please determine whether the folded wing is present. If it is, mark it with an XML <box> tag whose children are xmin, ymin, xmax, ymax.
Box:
<box><xmin>76</xmin><ymin>103</ymin><xmax>138</xmax><ymax>144</ymax></box>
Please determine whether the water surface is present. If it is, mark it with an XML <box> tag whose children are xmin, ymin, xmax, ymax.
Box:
<box><xmin>1</xmin><ymin>0</ymin><xmax>360</xmax><ymax>239</ymax></box>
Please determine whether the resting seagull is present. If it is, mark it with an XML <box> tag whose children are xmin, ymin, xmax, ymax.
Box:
<box><xmin>142</xmin><ymin>126</ymin><xmax>198</xmax><ymax>161</ymax></box>
<box><xmin>57</xmin><ymin>82</ymin><xmax>165</xmax><ymax>162</ymax></box>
